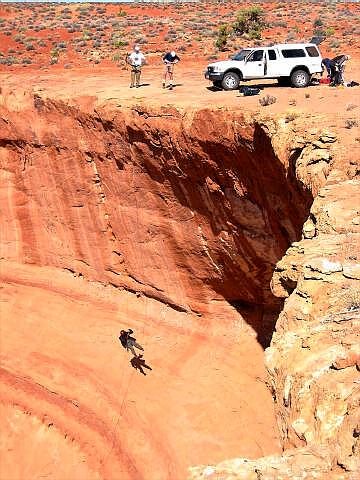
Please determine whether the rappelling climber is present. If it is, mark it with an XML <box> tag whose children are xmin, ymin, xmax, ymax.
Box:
<box><xmin>119</xmin><ymin>329</ymin><xmax>144</xmax><ymax>356</ymax></box>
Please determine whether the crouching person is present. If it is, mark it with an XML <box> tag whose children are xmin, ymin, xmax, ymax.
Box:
<box><xmin>162</xmin><ymin>50</ymin><xmax>180</xmax><ymax>90</ymax></box>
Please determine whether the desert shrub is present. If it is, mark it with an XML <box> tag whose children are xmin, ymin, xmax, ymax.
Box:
<box><xmin>272</xmin><ymin>21</ymin><xmax>287</xmax><ymax>28</ymax></box>
<box><xmin>135</xmin><ymin>37</ymin><xmax>148</xmax><ymax>44</ymax></box>
<box><xmin>286</xmin><ymin>32</ymin><xmax>296</xmax><ymax>41</ymax></box>
<box><xmin>329</xmin><ymin>39</ymin><xmax>340</xmax><ymax>48</ymax></box>
<box><xmin>346</xmin><ymin>104</ymin><xmax>358</xmax><ymax>111</ymax></box>
<box><xmin>233</xmin><ymin>6</ymin><xmax>266</xmax><ymax>39</ymax></box>
<box><xmin>216</xmin><ymin>6</ymin><xmax>266</xmax><ymax>50</ymax></box>
<box><xmin>314</xmin><ymin>28</ymin><xmax>326</xmax><ymax>37</ymax></box>
<box><xmin>285</xmin><ymin>109</ymin><xmax>300</xmax><ymax>122</ymax></box>
<box><xmin>215</xmin><ymin>24</ymin><xmax>230</xmax><ymax>51</ymax></box>
<box><xmin>342</xmin><ymin>287</ymin><xmax>360</xmax><ymax>310</ymax></box>
<box><xmin>314</xmin><ymin>18</ymin><xmax>323</xmax><ymax>27</ymax></box>
<box><xmin>259</xmin><ymin>95</ymin><xmax>277</xmax><ymax>106</ymax></box>
<box><xmin>114</xmin><ymin>39</ymin><xmax>128</xmax><ymax>47</ymax></box>
<box><xmin>3</xmin><ymin>56</ymin><xmax>20</xmax><ymax>65</ymax></box>
<box><xmin>345</xmin><ymin>119</ymin><xmax>358</xmax><ymax>129</ymax></box>
<box><xmin>325</xmin><ymin>26</ymin><xmax>335</xmax><ymax>36</ymax></box>
<box><xmin>26</xmin><ymin>44</ymin><xmax>35</xmax><ymax>51</ymax></box>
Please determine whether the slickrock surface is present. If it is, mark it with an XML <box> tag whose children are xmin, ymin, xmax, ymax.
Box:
<box><xmin>189</xmin><ymin>102</ymin><xmax>360</xmax><ymax>478</ymax></box>
<box><xmin>0</xmin><ymin>72</ymin><xmax>359</xmax><ymax>480</ymax></box>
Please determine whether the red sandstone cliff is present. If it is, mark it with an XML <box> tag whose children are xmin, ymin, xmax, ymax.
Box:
<box><xmin>1</xmin><ymin>86</ymin><xmax>359</xmax><ymax>480</ymax></box>
<box><xmin>190</xmin><ymin>107</ymin><xmax>360</xmax><ymax>478</ymax></box>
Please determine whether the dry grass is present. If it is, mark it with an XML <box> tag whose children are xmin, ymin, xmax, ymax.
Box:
<box><xmin>259</xmin><ymin>94</ymin><xmax>277</xmax><ymax>106</ymax></box>
<box><xmin>284</xmin><ymin>109</ymin><xmax>300</xmax><ymax>122</ymax></box>
<box><xmin>340</xmin><ymin>286</ymin><xmax>360</xmax><ymax>311</ymax></box>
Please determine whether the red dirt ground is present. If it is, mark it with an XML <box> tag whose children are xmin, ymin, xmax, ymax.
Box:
<box><xmin>0</xmin><ymin>3</ymin><xmax>359</xmax><ymax>480</ymax></box>
<box><xmin>0</xmin><ymin>1</ymin><xmax>359</xmax><ymax>71</ymax></box>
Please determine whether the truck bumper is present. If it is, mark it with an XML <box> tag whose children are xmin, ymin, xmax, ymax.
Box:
<box><xmin>205</xmin><ymin>72</ymin><xmax>224</xmax><ymax>82</ymax></box>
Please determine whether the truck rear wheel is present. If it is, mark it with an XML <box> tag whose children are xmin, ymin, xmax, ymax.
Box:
<box><xmin>290</xmin><ymin>69</ymin><xmax>310</xmax><ymax>88</ymax></box>
<box><xmin>221</xmin><ymin>72</ymin><xmax>240</xmax><ymax>91</ymax></box>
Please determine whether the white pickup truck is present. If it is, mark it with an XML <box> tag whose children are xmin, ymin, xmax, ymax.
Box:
<box><xmin>205</xmin><ymin>43</ymin><xmax>323</xmax><ymax>90</ymax></box>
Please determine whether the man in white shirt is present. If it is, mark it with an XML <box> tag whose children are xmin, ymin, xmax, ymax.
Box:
<box><xmin>127</xmin><ymin>45</ymin><xmax>146</xmax><ymax>88</ymax></box>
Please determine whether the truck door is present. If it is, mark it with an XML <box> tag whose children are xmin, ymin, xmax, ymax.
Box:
<box><xmin>243</xmin><ymin>49</ymin><xmax>265</xmax><ymax>78</ymax></box>
<box><xmin>265</xmin><ymin>49</ymin><xmax>280</xmax><ymax>77</ymax></box>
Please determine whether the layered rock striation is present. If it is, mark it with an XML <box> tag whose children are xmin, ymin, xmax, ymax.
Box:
<box><xmin>190</xmin><ymin>112</ymin><xmax>360</xmax><ymax>478</ymax></box>
<box><xmin>1</xmin><ymin>86</ymin><xmax>359</xmax><ymax>479</ymax></box>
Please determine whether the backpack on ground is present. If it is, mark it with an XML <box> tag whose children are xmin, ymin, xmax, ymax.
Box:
<box><xmin>240</xmin><ymin>86</ymin><xmax>261</xmax><ymax>96</ymax></box>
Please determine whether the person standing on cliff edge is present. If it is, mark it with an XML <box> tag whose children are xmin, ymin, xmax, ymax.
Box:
<box><xmin>126</xmin><ymin>45</ymin><xmax>146</xmax><ymax>88</ymax></box>
<box><xmin>162</xmin><ymin>50</ymin><xmax>180</xmax><ymax>90</ymax></box>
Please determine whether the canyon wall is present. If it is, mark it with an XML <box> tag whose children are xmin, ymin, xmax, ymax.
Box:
<box><xmin>1</xmin><ymin>88</ymin><xmax>314</xmax><ymax>339</ymax></box>
<box><xmin>1</xmin><ymin>86</ymin><xmax>359</xmax><ymax>479</ymax></box>
<box><xmin>190</xmin><ymin>112</ymin><xmax>360</xmax><ymax>478</ymax></box>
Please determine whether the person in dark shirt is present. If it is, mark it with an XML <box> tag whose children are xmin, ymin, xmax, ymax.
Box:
<box><xmin>162</xmin><ymin>51</ymin><xmax>180</xmax><ymax>90</ymax></box>
<box><xmin>329</xmin><ymin>54</ymin><xmax>350</xmax><ymax>86</ymax></box>
<box><xmin>119</xmin><ymin>329</ymin><xmax>144</xmax><ymax>357</ymax></box>
<box><xmin>321</xmin><ymin>58</ymin><xmax>331</xmax><ymax>78</ymax></box>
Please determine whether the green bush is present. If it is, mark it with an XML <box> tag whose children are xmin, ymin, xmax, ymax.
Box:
<box><xmin>325</xmin><ymin>27</ymin><xmax>335</xmax><ymax>36</ymax></box>
<box><xmin>329</xmin><ymin>39</ymin><xmax>340</xmax><ymax>48</ymax></box>
<box><xmin>215</xmin><ymin>7</ymin><xmax>266</xmax><ymax>50</ymax></box>
<box><xmin>215</xmin><ymin>24</ymin><xmax>229</xmax><ymax>51</ymax></box>
<box><xmin>114</xmin><ymin>39</ymin><xmax>128</xmax><ymax>47</ymax></box>
<box><xmin>232</xmin><ymin>6</ymin><xmax>266</xmax><ymax>40</ymax></box>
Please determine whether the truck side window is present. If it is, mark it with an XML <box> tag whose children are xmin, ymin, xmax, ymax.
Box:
<box><xmin>306</xmin><ymin>46</ymin><xmax>320</xmax><ymax>57</ymax></box>
<box><xmin>248</xmin><ymin>50</ymin><xmax>264</xmax><ymax>62</ymax></box>
<box><xmin>282</xmin><ymin>49</ymin><xmax>306</xmax><ymax>58</ymax></box>
<box><xmin>268</xmin><ymin>50</ymin><xmax>277</xmax><ymax>60</ymax></box>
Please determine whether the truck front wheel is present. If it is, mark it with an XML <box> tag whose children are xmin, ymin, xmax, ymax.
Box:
<box><xmin>290</xmin><ymin>69</ymin><xmax>310</xmax><ymax>88</ymax></box>
<box><xmin>221</xmin><ymin>72</ymin><xmax>240</xmax><ymax>90</ymax></box>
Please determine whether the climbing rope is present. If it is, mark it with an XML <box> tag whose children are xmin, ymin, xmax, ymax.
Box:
<box><xmin>102</xmin><ymin>161</ymin><xmax>148</xmax><ymax>470</ymax></box>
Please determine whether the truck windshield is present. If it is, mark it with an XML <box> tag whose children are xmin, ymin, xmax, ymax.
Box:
<box><xmin>231</xmin><ymin>49</ymin><xmax>252</xmax><ymax>61</ymax></box>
